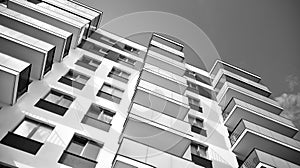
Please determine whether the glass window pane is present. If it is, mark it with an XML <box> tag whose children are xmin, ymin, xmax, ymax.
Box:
<box><xmin>82</xmin><ymin>141</ymin><xmax>101</xmax><ymax>160</ymax></box>
<box><xmin>31</xmin><ymin>126</ymin><xmax>53</xmax><ymax>143</ymax></box>
<box><xmin>67</xmin><ymin>136</ymin><xmax>86</xmax><ymax>155</ymax></box>
<box><xmin>14</xmin><ymin>120</ymin><xmax>36</xmax><ymax>138</ymax></box>
<box><xmin>58</xmin><ymin>98</ymin><xmax>72</xmax><ymax>108</ymax></box>
<box><xmin>112</xmin><ymin>89</ymin><xmax>123</xmax><ymax>98</ymax></box>
<box><xmin>87</xmin><ymin>107</ymin><xmax>100</xmax><ymax>119</ymax></box>
<box><xmin>101</xmin><ymin>85</ymin><xmax>113</xmax><ymax>94</ymax></box>
<box><xmin>45</xmin><ymin>93</ymin><xmax>60</xmax><ymax>103</ymax></box>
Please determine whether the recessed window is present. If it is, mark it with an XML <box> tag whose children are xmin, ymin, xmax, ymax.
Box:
<box><xmin>188</xmin><ymin>96</ymin><xmax>202</xmax><ymax>112</ymax></box>
<box><xmin>118</xmin><ymin>55</ymin><xmax>136</xmax><ymax>67</ymax></box>
<box><xmin>0</xmin><ymin>117</ymin><xmax>53</xmax><ymax>154</ymax></box>
<box><xmin>191</xmin><ymin>142</ymin><xmax>208</xmax><ymax>158</ymax></box>
<box><xmin>124</xmin><ymin>45</ymin><xmax>139</xmax><ymax>55</ymax></box>
<box><xmin>108</xmin><ymin>67</ymin><xmax>130</xmax><ymax>83</ymax></box>
<box><xmin>75</xmin><ymin>55</ymin><xmax>101</xmax><ymax>71</ymax></box>
<box><xmin>96</xmin><ymin>83</ymin><xmax>124</xmax><ymax>104</ymax></box>
<box><xmin>35</xmin><ymin>89</ymin><xmax>75</xmax><ymax>116</ymax></box>
<box><xmin>82</xmin><ymin>103</ymin><xmax>115</xmax><ymax>132</ymax></box>
<box><xmin>58</xmin><ymin>134</ymin><xmax>103</xmax><ymax>168</ymax></box>
<box><xmin>188</xmin><ymin>115</ymin><xmax>207</xmax><ymax>137</ymax></box>
<box><xmin>58</xmin><ymin>69</ymin><xmax>90</xmax><ymax>90</ymax></box>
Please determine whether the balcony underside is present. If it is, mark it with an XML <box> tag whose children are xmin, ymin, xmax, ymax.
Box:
<box><xmin>218</xmin><ymin>82</ymin><xmax>282</xmax><ymax>115</ymax></box>
<box><xmin>224</xmin><ymin>98</ymin><xmax>297</xmax><ymax>137</ymax></box>
<box><xmin>233</xmin><ymin>130</ymin><xmax>300</xmax><ymax>165</ymax></box>
<box><xmin>240</xmin><ymin>148</ymin><xmax>300</xmax><ymax>168</ymax></box>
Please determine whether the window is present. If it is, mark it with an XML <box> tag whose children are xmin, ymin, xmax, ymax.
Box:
<box><xmin>187</xmin><ymin>81</ymin><xmax>213</xmax><ymax>99</ymax></box>
<box><xmin>187</xmin><ymin>81</ymin><xmax>199</xmax><ymax>91</ymax></box>
<box><xmin>75</xmin><ymin>55</ymin><xmax>101</xmax><ymax>71</ymax></box>
<box><xmin>188</xmin><ymin>96</ymin><xmax>202</xmax><ymax>112</ymax></box>
<box><xmin>0</xmin><ymin>117</ymin><xmax>53</xmax><ymax>154</ymax></box>
<box><xmin>35</xmin><ymin>89</ymin><xmax>75</xmax><ymax>116</ymax></box>
<box><xmin>81</xmin><ymin>103</ymin><xmax>115</xmax><ymax>132</ymax></box>
<box><xmin>190</xmin><ymin>142</ymin><xmax>212</xmax><ymax>168</ymax></box>
<box><xmin>118</xmin><ymin>55</ymin><xmax>136</xmax><ymax>66</ymax></box>
<box><xmin>191</xmin><ymin>142</ymin><xmax>208</xmax><ymax>158</ymax></box>
<box><xmin>96</xmin><ymin>83</ymin><xmax>124</xmax><ymax>104</ymax></box>
<box><xmin>108</xmin><ymin>67</ymin><xmax>130</xmax><ymax>83</ymax></box>
<box><xmin>58</xmin><ymin>134</ymin><xmax>102</xmax><ymax>168</ymax></box>
<box><xmin>188</xmin><ymin>115</ymin><xmax>207</xmax><ymax>136</ymax></box>
<box><xmin>58</xmin><ymin>69</ymin><xmax>90</xmax><ymax>90</ymax></box>
<box><xmin>124</xmin><ymin>45</ymin><xmax>139</xmax><ymax>55</ymax></box>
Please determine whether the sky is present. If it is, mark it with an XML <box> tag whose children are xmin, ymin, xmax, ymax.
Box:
<box><xmin>79</xmin><ymin>0</ymin><xmax>300</xmax><ymax>128</ymax></box>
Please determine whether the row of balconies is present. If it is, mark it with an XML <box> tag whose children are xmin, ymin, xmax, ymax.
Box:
<box><xmin>211</xmin><ymin>60</ymin><xmax>300</xmax><ymax>167</ymax></box>
<box><xmin>113</xmin><ymin>34</ymin><xmax>214</xmax><ymax>168</ymax></box>
<box><xmin>0</xmin><ymin>0</ymin><xmax>102</xmax><ymax>105</ymax></box>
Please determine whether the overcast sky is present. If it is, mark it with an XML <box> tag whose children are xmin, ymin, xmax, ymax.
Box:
<box><xmin>79</xmin><ymin>0</ymin><xmax>300</xmax><ymax>97</ymax></box>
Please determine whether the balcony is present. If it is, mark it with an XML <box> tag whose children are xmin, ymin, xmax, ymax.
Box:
<box><xmin>230</xmin><ymin>119</ymin><xmax>300</xmax><ymax>165</ymax></box>
<box><xmin>0</xmin><ymin>25</ymin><xmax>55</xmax><ymax>80</ymax></box>
<box><xmin>213</xmin><ymin>69</ymin><xmax>271</xmax><ymax>97</ymax></box>
<box><xmin>122</xmin><ymin>114</ymin><xmax>191</xmax><ymax>157</ymax></box>
<box><xmin>152</xmin><ymin>33</ymin><xmax>184</xmax><ymax>52</ymax></box>
<box><xmin>223</xmin><ymin>98</ymin><xmax>298</xmax><ymax>137</ymax></box>
<box><xmin>133</xmin><ymin>82</ymin><xmax>189</xmax><ymax>120</ymax></box>
<box><xmin>112</xmin><ymin>154</ymin><xmax>155</xmax><ymax>168</ymax></box>
<box><xmin>141</xmin><ymin>63</ymin><xmax>188</xmax><ymax>94</ymax></box>
<box><xmin>8</xmin><ymin>0</ymin><xmax>86</xmax><ymax>48</ymax></box>
<box><xmin>117</xmin><ymin>138</ymin><xmax>206</xmax><ymax>168</ymax></box>
<box><xmin>0</xmin><ymin>52</ymin><xmax>31</xmax><ymax>105</ymax></box>
<box><xmin>217</xmin><ymin>82</ymin><xmax>283</xmax><ymax>115</ymax></box>
<box><xmin>239</xmin><ymin>148</ymin><xmax>300</xmax><ymax>168</ymax></box>
<box><xmin>130</xmin><ymin>103</ymin><xmax>192</xmax><ymax>136</ymax></box>
<box><xmin>0</xmin><ymin>6</ymin><xmax>73</xmax><ymax>62</ymax></box>
<box><xmin>210</xmin><ymin>60</ymin><xmax>261</xmax><ymax>83</ymax></box>
<box><xmin>145</xmin><ymin>50</ymin><xmax>186</xmax><ymax>77</ymax></box>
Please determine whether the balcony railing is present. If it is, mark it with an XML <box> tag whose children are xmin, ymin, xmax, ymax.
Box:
<box><xmin>239</xmin><ymin>150</ymin><xmax>260</xmax><ymax>168</ymax></box>
<box><xmin>229</xmin><ymin>120</ymin><xmax>246</xmax><ymax>146</ymax></box>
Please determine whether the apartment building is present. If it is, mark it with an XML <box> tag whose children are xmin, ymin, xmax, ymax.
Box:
<box><xmin>0</xmin><ymin>1</ymin><xmax>299</xmax><ymax>168</ymax></box>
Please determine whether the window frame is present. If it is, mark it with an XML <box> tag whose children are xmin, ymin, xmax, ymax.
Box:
<box><xmin>108</xmin><ymin>67</ymin><xmax>130</xmax><ymax>83</ymax></box>
<box><xmin>97</xmin><ymin>83</ymin><xmax>124</xmax><ymax>104</ymax></box>
<box><xmin>75</xmin><ymin>55</ymin><xmax>101</xmax><ymax>71</ymax></box>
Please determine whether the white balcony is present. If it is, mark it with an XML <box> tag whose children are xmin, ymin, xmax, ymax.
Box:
<box><xmin>8</xmin><ymin>0</ymin><xmax>85</xmax><ymax>48</ymax></box>
<box><xmin>0</xmin><ymin>25</ymin><xmax>55</xmax><ymax>80</ymax></box>
<box><xmin>117</xmin><ymin>138</ymin><xmax>205</xmax><ymax>168</ymax></box>
<box><xmin>0</xmin><ymin>6</ymin><xmax>72</xmax><ymax>62</ymax></box>
<box><xmin>210</xmin><ymin>60</ymin><xmax>261</xmax><ymax>83</ymax></box>
<box><xmin>239</xmin><ymin>149</ymin><xmax>300</xmax><ymax>168</ymax></box>
<box><xmin>0</xmin><ymin>52</ymin><xmax>31</xmax><ymax>105</ymax></box>
<box><xmin>217</xmin><ymin>82</ymin><xmax>283</xmax><ymax>115</ymax></box>
<box><xmin>213</xmin><ymin>69</ymin><xmax>271</xmax><ymax>97</ymax></box>
<box><xmin>145</xmin><ymin>50</ymin><xmax>186</xmax><ymax>77</ymax></box>
<box><xmin>230</xmin><ymin>119</ymin><xmax>300</xmax><ymax>165</ymax></box>
<box><xmin>223</xmin><ymin>98</ymin><xmax>298</xmax><ymax>138</ymax></box>
<box><xmin>133</xmin><ymin>81</ymin><xmax>189</xmax><ymax>120</ymax></box>
<box><xmin>113</xmin><ymin>155</ymin><xmax>155</xmax><ymax>168</ymax></box>
<box><xmin>141</xmin><ymin>63</ymin><xmax>188</xmax><ymax>94</ymax></box>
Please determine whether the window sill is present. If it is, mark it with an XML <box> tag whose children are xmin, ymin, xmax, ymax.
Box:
<box><xmin>35</xmin><ymin>99</ymin><xmax>68</xmax><ymax>116</ymax></box>
<box><xmin>58</xmin><ymin>150</ymin><xmax>97</xmax><ymax>168</ymax></box>
<box><xmin>0</xmin><ymin>132</ymin><xmax>43</xmax><ymax>155</ymax></box>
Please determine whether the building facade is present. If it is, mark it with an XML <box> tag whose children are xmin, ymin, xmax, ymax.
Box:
<box><xmin>0</xmin><ymin>0</ymin><xmax>299</xmax><ymax>168</ymax></box>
